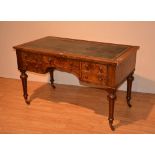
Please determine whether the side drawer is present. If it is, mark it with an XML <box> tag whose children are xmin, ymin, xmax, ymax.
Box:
<box><xmin>20</xmin><ymin>52</ymin><xmax>52</xmax><ymax>73</ymax></box>
<box><xmin>20</xmin><ymin>52</ymin><xmax>80</xmax><ymax>75</ymax></box>
<box><xmin>81</xmin><ymin>62</ymin><xmax>107</xmax><ymax>85</ymax></box>
<box><xmin>21</xmin><ymin>52</ymin><xmax>55</xmax><ymax>64</ymax></box>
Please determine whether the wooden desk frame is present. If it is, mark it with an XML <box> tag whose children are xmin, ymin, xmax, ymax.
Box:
<box><xmin>14</xmin><ymin>36</ymin><xmax>139</xmax><ymax>130</ymax></box>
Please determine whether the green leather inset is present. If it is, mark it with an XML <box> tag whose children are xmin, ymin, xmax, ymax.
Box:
<box><xmin>22</xmin><ymin>36</ymin><xmax>129</xmax><ymax>59</ymax></box>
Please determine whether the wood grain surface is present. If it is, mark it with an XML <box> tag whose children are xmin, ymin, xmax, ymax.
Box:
<box><xmin>0</xmin><ymin>77</ymin><xmax>154</xmax><ymax>134</ymax></box>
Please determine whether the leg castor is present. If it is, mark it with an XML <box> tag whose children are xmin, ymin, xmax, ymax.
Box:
<box><xmin>109</xmin><ymin>119</ymin><xmax>115</xmax><ymax>131</ymax></box>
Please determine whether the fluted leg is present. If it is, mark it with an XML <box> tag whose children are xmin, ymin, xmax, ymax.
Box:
<box><xmin>49</xmin><ymin>69</ymin><xmax>55</xmax><ymax>89</ymax></box>
<box><xmin>126</xmin><ymin>72</ymin><xmax>134</xmax><ymax>107</ymax></box>
<box><xmin>20</xmin><ymin>70</ymin><xmax>30</xmax><ymax>104</ymax></box>
<box><xmin>107</xmin><ymin>89</ymin><xmax>116</xmax><ymax>131</ymax></box>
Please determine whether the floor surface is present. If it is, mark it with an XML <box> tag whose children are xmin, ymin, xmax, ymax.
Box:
<box><xmin>0</xmin><ymin>77</ymin><xmax>155</xmax><ymax>133</ymax></box>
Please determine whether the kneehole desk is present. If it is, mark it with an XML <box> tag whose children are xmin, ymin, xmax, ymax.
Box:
<box><xmin>13</xmin><ymin>36</ymin><xmax>139</xmax><ymax>130</ymax></box>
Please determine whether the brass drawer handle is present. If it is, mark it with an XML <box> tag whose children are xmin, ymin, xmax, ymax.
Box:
<box><xmin>98</xmin><ymin>75</ymin><xmax>103</xmax><ymax>81</ymax></box>
<box><xmin>84</xmin><ymin>75</ymin><xmax>88</xmax><ymax>79</ymax></box>
<box><xmin>99</xmin><ymin>66</ymin><xmax>103</xmax><ymax>73</ymax></box>
<box><xmin>70</xmin><ymin>62</ymin><xmax>74</xmax><ymax>66</ymax></box>
<box><xmin>85</xmin><ymin>64</ymin><xmax>89</xmax><ymax>70</ymax></box>
<box><xmin>35</xmin><ymin>64</ymin><xmax>40</xmax><ymax>69</ymax></box>
<box><xmin>48</xmin><ymin>57</ymin><xmax>52</xmax><ymax>63</ymax></box>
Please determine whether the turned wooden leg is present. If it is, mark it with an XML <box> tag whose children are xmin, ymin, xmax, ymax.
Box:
<box><xmin>20</xmin><ymin>70</ymin><xmax>30</xmax><ymax>104</ymax></box>
<box><xmin>107</xmin><ymin>89</ymin><xmax>116</xmax><ymax>131</ymax></box>
<box><xmin>49</xmin><ymin>69</ymin><xmax>55</xmax><ymax>89</ymax></box>
<box><xmin>126</xmin><ymin>72</ymin><xmax>134</xmax><ymax>107</ymax></box>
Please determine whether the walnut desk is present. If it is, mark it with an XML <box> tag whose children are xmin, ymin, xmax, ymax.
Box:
<box><xmin>13</xmin><ymin>36</ymin><xmax>139</xmax><ymax>130</ymax></box>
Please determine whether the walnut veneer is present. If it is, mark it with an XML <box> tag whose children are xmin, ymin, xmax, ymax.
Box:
<box><xmin>13</xmin><ymin>36</ymin><xmax>139</xmax><ymax>130</ymax></box>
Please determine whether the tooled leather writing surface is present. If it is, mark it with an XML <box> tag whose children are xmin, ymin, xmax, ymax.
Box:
<box><xmin>15</xmin><ymin>36</ymin><xmax>130</xmax><ymax>59</ymax></box>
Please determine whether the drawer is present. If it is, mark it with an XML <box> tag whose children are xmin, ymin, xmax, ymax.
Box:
<box><xmin>21</xmin><ymin>52</ymin><xmax>42</xmax><ymax>62</ymax></box>
<box><xmin>53</xmin><ymin>57</ymin><xmax>80</xmax><ymax>74</ymax></box>
<box><xmin>21</xmin><ymin>52</ymin><xmax>80</xmax><ymax>75</ymax></box>
<box><xmin>81</xmin><ymin>62</ymin><xmax>107</xmax><ymax>85</ymax></box>
<box><xmin>21</xmin><ymin>52</ymin><xmax>54</xmax><ymax>73</ymax></box>
<box><xmin>21</xmin><ymin>52</ymin><xmax>55</xmax><ymax>65</ymax></box>
<box><xmin>22</xmin><ymin>61</ymin><xmax>47</xmax><ymax>73</ymax></box>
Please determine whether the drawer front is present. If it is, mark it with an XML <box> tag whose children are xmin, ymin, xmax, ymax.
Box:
<box><xmin>81</xmin><ymin>62</ymin><xmax>107</xmax><ymax>85</ymax></box>
<box><xmin>23</xmin><ymin>61</ymin><xmax>47</xmax><ymax>73</ymax></box>
<box><xmin>21</xmin><ymin>52</ymin><xmax>80</xmax><ymax>75</ymax></box>
<box><xmin>21</xmin><ymin>52</ymin><xmax>54</xmax><ymax>65</ymax></box>
<box><xmin>53</xmin><ymin>57</ymin><xmax>80</xmax><ymax>75</ymax></box>
<box><xmin>21</xmin><ymin>52</ymin><xmax>51</xmax><ymax>73</ymax></box>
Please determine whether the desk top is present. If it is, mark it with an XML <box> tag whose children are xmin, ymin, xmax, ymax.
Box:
<box><xmin>14</xmin><ymin>36</ymin><xmax>138</xmax><ymax>61</ymax></box>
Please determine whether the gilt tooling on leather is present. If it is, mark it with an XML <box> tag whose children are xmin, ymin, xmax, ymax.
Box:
<box><xmin>19</xmin><ymin>36</ymin><xmax>129</xmax><ymax>59</ymax></box>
